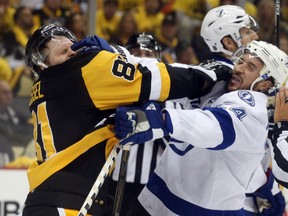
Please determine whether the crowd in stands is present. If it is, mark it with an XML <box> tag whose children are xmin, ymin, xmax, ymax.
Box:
<box><xmin>0</xmin><ymin>0</ymin><xmax>288</xmax><ymax>168</ymax></box>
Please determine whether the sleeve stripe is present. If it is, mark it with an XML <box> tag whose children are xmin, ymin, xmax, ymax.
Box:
<box><xmin>148</xmin><ymin>62</ymin><xmax>161</xmax><ymax>100</ymax></box>
<box><xmin>157</xmin><ymin>63</ymin><xmax>170</xmax><ymax>101</ymax></box>
<box><xmin>137</xmin><ymin>64</ymin><xmax>152</xmax><ymax>102</ymax></box>
<box><xmin>137</xmin><ymin>62</ymin><xmax>170</xmax><ymax>102</ymax></box>
<box><xmin>204</xmin><ymin>107</ymin><xmax>236</xmax><ymax>150</ymax></box>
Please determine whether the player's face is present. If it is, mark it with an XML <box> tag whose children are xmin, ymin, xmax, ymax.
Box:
<box><xmin>240</xmin><ymin>27</ymin><xmax>259</xmax><ymax>46</ymax></box>
<box><xmin>227</xmin><ymin>52</ymin><xmax>264</xmax><ymax>91</ymax></box>
<box><xmin>130</xmin><ymin>47</ymin><xmax>157</xmax><ymax>58</ymax></box>
<box><xmin>44</xmin><ymin>36</ymin><xmax>76</xmax><ymax>67</ymax></box>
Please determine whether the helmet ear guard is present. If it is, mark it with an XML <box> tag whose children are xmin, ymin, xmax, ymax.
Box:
<box><xmin>200</xmin><ymin>5</ymin><xmax>258</xmax><ymax>56</ymax></box>
<box><xmin>25</xmin><ymin>24</ymin><xmax>77</xmax><ymax>78</ymax></box>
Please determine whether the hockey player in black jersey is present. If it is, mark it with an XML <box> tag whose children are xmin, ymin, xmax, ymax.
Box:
<box><xmin>22</xmin><ymin>24</ymin><xmax>232</xmax><ymax>216</ymax></box>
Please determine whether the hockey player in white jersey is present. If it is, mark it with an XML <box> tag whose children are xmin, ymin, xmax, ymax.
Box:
<box><xmin>169</xmin><ymin>5</ymin><xmax>259</xmax><ymax>111</ymax></box>
<box><xmin>113</xmin><ymin>40</ymin><xmax>288</xmax><ymax>216</ymax></box>
<box><xmin>174</xmin><ymin>5</ymin><xmax>285</xmax><ymax>216</ymax></box>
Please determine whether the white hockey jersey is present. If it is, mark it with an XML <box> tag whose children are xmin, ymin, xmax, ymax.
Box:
<box><xmin>139</xmin><ymin>90</ymin><xmax>269</xmax><ymax>216</ymax></box>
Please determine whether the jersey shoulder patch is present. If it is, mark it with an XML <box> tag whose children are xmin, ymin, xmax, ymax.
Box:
<box><xmin>238</xmin><ymin>90</ymin><xmax>255</xmax><ymax>107</ymax></box>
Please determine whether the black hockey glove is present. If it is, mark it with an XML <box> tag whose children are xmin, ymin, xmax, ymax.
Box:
<box><xmin>199</xmin><ymin>60</ymin><xmax>233</xmax><ymax>82</ymax></box>
<box><xmin>71</xmin><ymin>35</ymin><xmax>114</xmax><ymax>53</ymax></box>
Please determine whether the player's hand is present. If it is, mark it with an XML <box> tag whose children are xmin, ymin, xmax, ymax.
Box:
<box><xmin>199</xmin><ymin>60</ymin><xmax>233</xmax><ymax>82</ymax></box>
<box><xmin>115</xmin><ymin>101</ymin><xmax>171</xmax><ymax>145</ymax></box>
<box><xmin>274</xmin><ymin>86</ymin><xmax>288</xmax><ymax>122</ymax></box>
<box><xmin>71</xmin><ymin>35</ymin><xmax>114</xmax><ymax>53</ymax></box>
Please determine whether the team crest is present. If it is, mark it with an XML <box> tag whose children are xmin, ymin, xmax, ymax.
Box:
<box><xmin>238</xmin><ymin>90</ymin><xmax>255</xmax><ymax>106</ymax></box>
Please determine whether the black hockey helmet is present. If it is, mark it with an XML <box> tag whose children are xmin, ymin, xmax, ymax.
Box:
<box><xmin>125</xmin><ymin>33</ymin><xmax>162</xmax><ymax>60</ymax></box>
<box><xmin>25</xmin><ymin>24</ymin><xmax>77</xmax><ymax>78</ymax></box>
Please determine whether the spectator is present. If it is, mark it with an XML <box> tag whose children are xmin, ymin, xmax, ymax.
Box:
<box><xmin>170</xmin><ymin>0</ymin><xmax>207</xmax><ymax>44</ymax></box>
<box><xmin>96</xmin><ymin>0</ymin><xmax>122</xmax><ymax>41</ymax></box>
<box><xmin>117</xmin><ymin>0</ymin><xmax>143</xmax><ymax>12</ymax></box>
<box><xmin>20</xmin><ymin>0</ymin><xmax>43</xmax><ymax>10</ymax></box>
<box><xmin>2</xmin><ymin>6</ymin><xmax>35</xmax><ymax>97</ymax></box>
<box><xmin>175</xmin><ymin>41</ymin><xmax>198</xmax><ymax>65</ymax></box>
<box><xmin>156</xmin><ymin>10</ymin><xmax>179</xmax><ymax>63</ymax></box>
<box><xmin>0</xmin><ymin>57</ymin><xmax>12</xmax><ymax>81</ymax></box>
<box><xmin>255</xmin><ymin>0</ymin><xmax>275</xmax><ymax>44</ymax></box>
<box><xmin>172</xmin><ymin>0</ymin><xmax>208</xmax><ymax>20</ymax></box>
<box><xmin>33</xmin><ymin>0</ymin><xmax>72</xmax><ymax>28</ymax></box>
<box><xmin>131</xmin><ymin>0</ymin><xmax>164</xmax><ymax>35</ymax></box>
<box><xmin>65</xmin><ymin>12</ymin><xmax>86</xmax><ymax>40</ymax></box>
<box><xmin>0</xmin><ymin>79</ymin><xmax>33</xmax><ymax>167</ymax></box>
<box><xmin>207</xmin><ymin>0</ymin><xmax>257</xmax><ymax>17</ymax></box>
<box><xmin>0</xmin><ymin>0</ymin><xmax>15</xmax><ymax>42</ymax></box>
<box><xmin>109</xmin><ymin>11</ymin><xmax>138</xmax><ymax>46</ymax></box>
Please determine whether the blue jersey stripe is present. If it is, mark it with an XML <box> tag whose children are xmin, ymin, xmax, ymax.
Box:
<box><xmin>204</xmin><ymin>107</ymin><xmax>236</xmax><ymax>150</ymax></box>
<box><xmin>169</xmin><ymin>143</ymin><xmax>194</xmax><ymax>156</ymax></box>
<box><xmin>146</xmin><ymin>173</ymin><xmax>245</xmax><ymax>216</ymax></box>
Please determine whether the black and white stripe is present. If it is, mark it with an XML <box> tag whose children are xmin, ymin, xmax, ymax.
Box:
<box><xmin>112</xmin><ymin>138</ymin><xmax>167</xmax><ymax>184</ymax></box>
<box><xmin>270</xmin><ymin>121</ymin><xmax>288</xmax><ymax>188</ymax></box>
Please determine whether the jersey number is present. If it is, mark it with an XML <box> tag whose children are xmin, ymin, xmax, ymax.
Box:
<box><xmin>230</xmin><ymin>107</ymin><xmax>247</xmax><ymax>120</ymax></box>
<box><xmin>112</xmin><ymin>59</ymin><xmax>136</xmax><ymax>81</ymax></box>
<box><xmin>32</xmin><ymin>102</ymin><xmax>56</xmax><ymax>162</ymax></box>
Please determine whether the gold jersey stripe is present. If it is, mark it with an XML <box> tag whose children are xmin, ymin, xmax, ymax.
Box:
<box><xmin>158</xmin><ymin>62</ymin><xmax>170</xmax><ymax>101</ymax></box>
<box><xmin>27</xmin><ymin>126</ymin><xmax>116</xmax><ymax>191</ymax></box>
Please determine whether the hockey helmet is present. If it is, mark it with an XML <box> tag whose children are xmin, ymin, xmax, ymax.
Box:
<box><xmin>25</xmin><ymin>24</ymin><xmax>77</xmax><ymax>78</ymax></box>
<box><xmin>200</xmin><ymin>5</ymin><xmax>258</xmax><ymax>56</ymax></box>
<box><xmin>125</xmin><ymin>33</ymin><xmax>162</xmax><ymax>60</ymax></box>
<box><xmin>235</xmin><ymin>40</ymin><xmax>288</xmax><ymax>93</ymax></box>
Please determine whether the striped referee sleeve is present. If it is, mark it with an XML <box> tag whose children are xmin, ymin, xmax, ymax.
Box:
<box><xmin>270</xmin><ymin>121</ymin><xmax>288</xmax><ymax>188</ymax></box>
<box><xmin>112</xmin><ymin>138</ymin><xmax>167</xmax><ymax>184</ymax></box>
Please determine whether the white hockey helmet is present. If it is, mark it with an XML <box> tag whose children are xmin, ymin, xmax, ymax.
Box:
<box><xmin>244</xmin><ymin>40</ymin><xmax>288</xmax><ymax>93</ymax></box>
<box><xmin>200</xmin><ymin>5</ymin><xmax>258</xmax><ymax>56</ymax></box>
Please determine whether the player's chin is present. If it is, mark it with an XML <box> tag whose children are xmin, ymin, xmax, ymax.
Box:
<box><xmin>226</xmin><ymin>83</ymin><xmax>241</xmax><ymax>92</ymax></box>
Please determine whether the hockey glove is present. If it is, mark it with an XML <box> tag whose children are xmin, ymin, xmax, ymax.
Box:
<box><xmin>115</xmin><ymin>101</ymin><xmax>172</xmax><ymax>145</ymax></box>
<box><xmin>71</xmin><ymin>35</ymin><xmax>114</xmax><ymax>53</ymax></box>
<box><xmin>254</xmin><ymin>169</ymin><xmax>286</xmax><ymax>216</ymax></box>
<box><xmin>199</xmin><ymin>60</ymin><xmax>233</xmax><ymax>82</ymax></box>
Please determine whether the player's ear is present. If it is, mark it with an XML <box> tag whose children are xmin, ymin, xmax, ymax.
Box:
<box><xmin>221</xmin><ymin>37</ymin><xmax>236</xmax><ymax>52</ymax></box>
<box><xmin>256</xmin><ymin>80</ymin><xmax>274</xmax><ymax>93</ymax></box>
